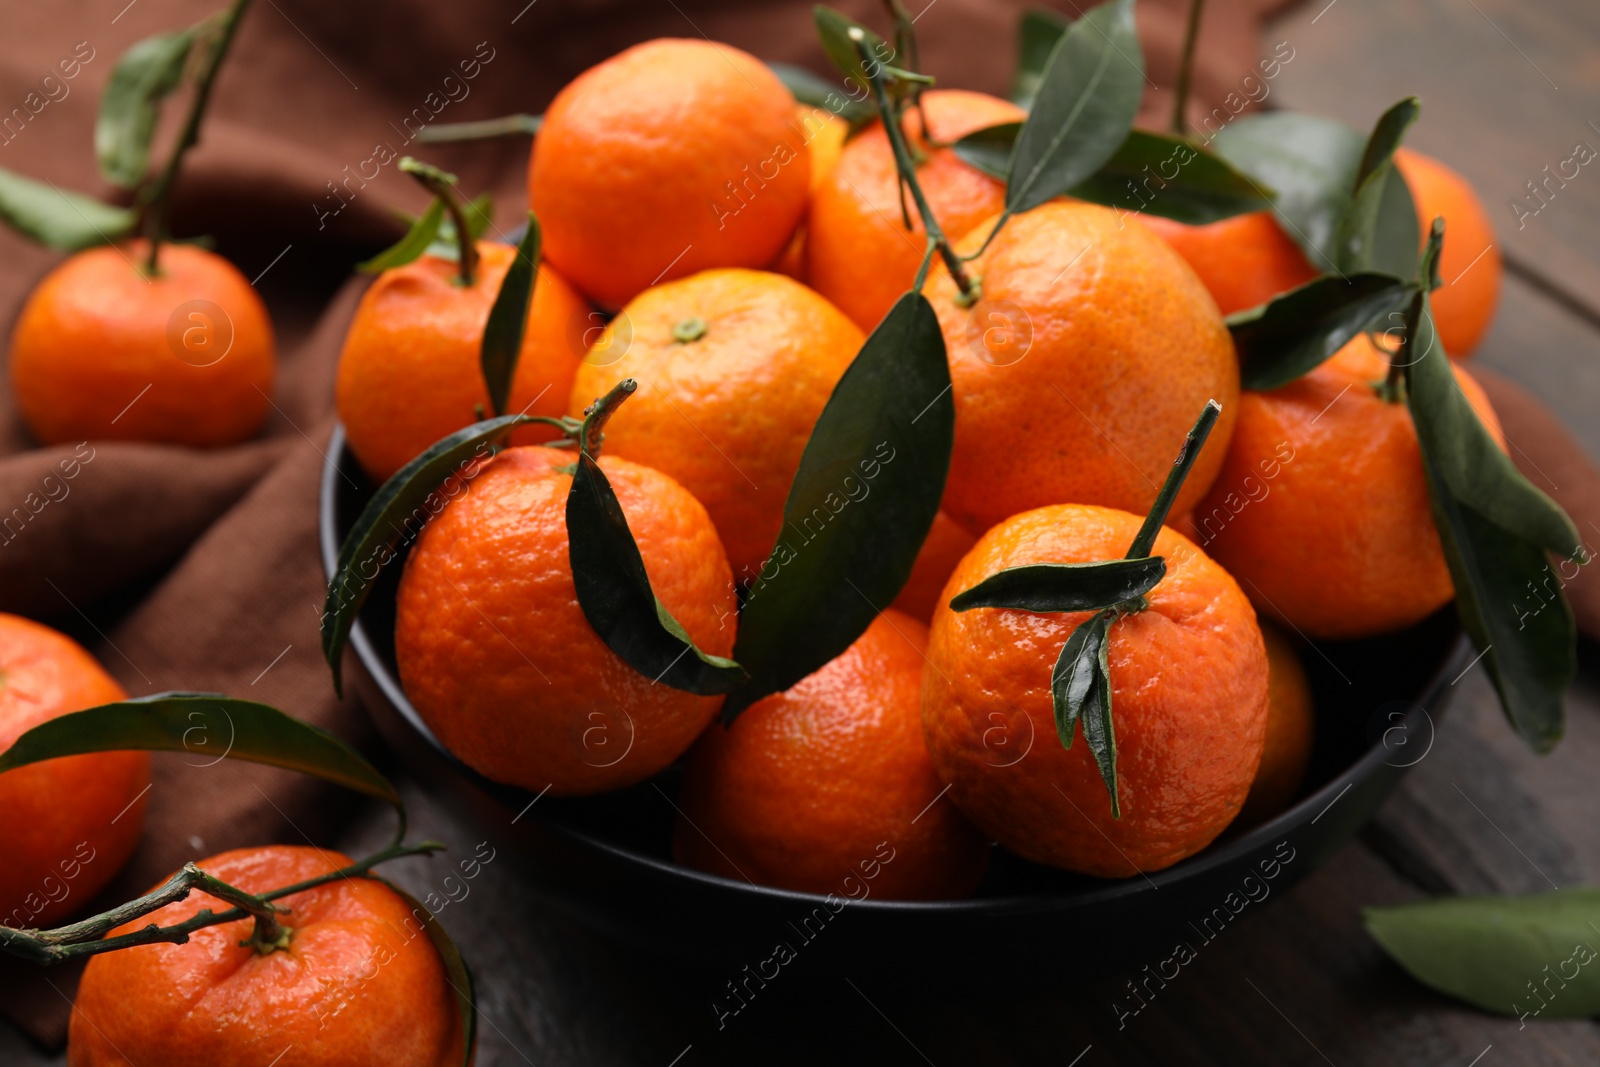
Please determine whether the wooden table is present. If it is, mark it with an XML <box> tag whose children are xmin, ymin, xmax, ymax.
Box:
<box><xmin>5</xmin><ymin>0</ymin><xmax>1598</xmax><ymax>1062</ymax></box>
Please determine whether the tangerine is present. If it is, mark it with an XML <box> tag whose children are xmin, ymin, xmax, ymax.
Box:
<box><xmin>1235</xmin><ymin>619</ymin><xmax>1315</xmax><ymax>825</ymax></box>
<box><xmin>891</xmin><ymin>511</ymin><xmax>978</xmax><ymax>622</ymax></box>
<box><xmin>1140</xmin><ymin>210</ymin><xmax>1319</xmax><ymax>316</ymax></box>
<box><xmin>1394</xmin><ymin>148</ymin><xmax>1501</xmax><ymax>357</ymax></box>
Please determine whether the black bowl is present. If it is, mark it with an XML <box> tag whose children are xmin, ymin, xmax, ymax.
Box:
<box><xmin>319</xmin><ymin>425</ymin><xmax>1467</xmax><ymax>988</ymax></box>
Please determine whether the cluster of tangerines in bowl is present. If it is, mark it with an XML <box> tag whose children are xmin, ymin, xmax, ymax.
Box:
<box><xmin>0</xmin><ymin>0</ymin><xmax>1587</xmax><ymax>1061</ymax></box>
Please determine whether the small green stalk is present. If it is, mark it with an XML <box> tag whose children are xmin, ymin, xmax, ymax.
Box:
<box><xmin>139</xmin><ymin>0</ymin><xmax>253</xmax><ymax>275</ymax></box>
<box><xmin>1170</xmin><ymin>0</ymin><xmax>1207</xmax><ymax>136</ymax></box>
<box><xmin>578</xmin><ymin>379</ymin><xmax>638</xmax><ymax>458</ymax></box>
<box><xmin>400</xmin><ymin>158</ymin><xmax>479</xmax><ymax>286</ymax></box>
<box><xmin>851</xmin><ymin>30</ymin><xmax>978</xmax><ymax>303</ymax></box>
<box><xmin>416</xmin><ymin>113</ymin><xmax>543</xmax><ymax>143</ymax></box>
<box><xmin>1126</xmin><ymin>399</ymin><xmax>1222</xmax><ymax>562</ymax></box>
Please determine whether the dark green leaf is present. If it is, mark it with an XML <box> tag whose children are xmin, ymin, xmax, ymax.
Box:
<box><xmin>1333</xmin><ymin>97</ymin><xmax>1420</xmax><ymax>276</ymax></box>
<box><xmin>1078</xmin><ymin>617</ymin><xmax>1120</xmax><ymax>817</ymax></box>
<box><xmin>322</xmin><ymin>415</ymin><xmax>531</xmax><ymax>694</ymax></box>
<box><xmin>1051</xmin><ymin>612</ymin><xmax>1107</xmax><ymax>749</ymax></box>
<box><xmin>952</xmin><ymin>121</ymin><xmax>1020</xmax><ymax>181</ymax></box>
<box><xmin>424</xmin><ymin>192</ymin><xmax>494</xmax><ymax>261</ymax></box>
<box><xmin>1228</xmin><ymin>272</ymin><xmax>1414</xmax><ymax>391</ymax></box>
<box><xmin>358</xmin><ymin>198</ymin><xmax>445</xmax><ymax>274</ymax></box>
<box><xmin>724</xmin><ymin>291</ymin><xmax>953</xmax><ymax>720</ymax></box>
<box><xmin>379</xmin><ymin>880</ymin><xmax>478</xmax><ymax>1065</ymax></box>
<box><xmin>1007</xmin><ymin>0</ymin><xmax>1143</xmax><ymax>215</ymax></box>
<box><xmin>813</xmin><ymin>6</ymin><xmax>892</xmax><ymax>94</ymax></box>
<box><xmin>480</xmin><ymin>212</ymin><xmax>540</xmax><ymax>417</ymax></box>
<box><xmin>768</xmin><ymin>61</ymin><xmax>872</xmax><ymax>124</ymax></box>
<box><xmin>1365</xmin><ymin>889</ymin><xmax>1600</xmax><ymax>1017</ymax></box>
<box><xmin>0</xmin><ymin>166</ymin><xmax>136</xmax><ymax>251</ymax></box>
<box><xmin>95</xmin><ymin>29</ymin><xmax>197</xmax><ymax>188</ymax></box>
<box><xmin>1070</xmin><ymin>129</ymin><xmax>1274</xmax><ymax>225</ymax></box>
<box><xmin>567</xmin><ymin>453</ymin><xmax>746</xmax><ymax>695</ymax></box>
<box><xmin>1211</xmin><ymin>112</ymin><xmax>1366</xmax><ymax>271</ymax></box>
<box><xmin>1012</xmin><ymin>8</ymin><xmax>1070</xmax><ymax>107</ymax></box>
<box><xmin>0</xmin><ymin>693</ymin><xmax>400</xmax><ymax>810</ymax></box>
<box><xmin>950</xmin><ymin>557</ymin><xmax>1165</xmax><ymax>613</ymax></box>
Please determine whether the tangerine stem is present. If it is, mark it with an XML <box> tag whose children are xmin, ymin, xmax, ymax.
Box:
<box><xmin>851</xmin><ymin>30</ymin><xmax>975</xmax><ymax>301</ymax></box>
<box><xmin>400</xmin><ymin>157</ymin><xmax>479</xmax><ymax>286</ymax></box>
<box><xmin>140</xmin><ymin>0</ymin><xmax>253</xmax><ymax>275</ymax></box>
<box><xmin>1170</xmin><ymin>0</ymin><xmax>1207</xmax><ymax>136</ymax></box>
<box><xmin>578</xmin><ymin>379</ymin><xmax>638</xmax><ymax>458</ymax></box>
<box><xmin>1126</xmin><ymin>399</ymin><xmax>1222</xmax><ymax>560</ymax></box>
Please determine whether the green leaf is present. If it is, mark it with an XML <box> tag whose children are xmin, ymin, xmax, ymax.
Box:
<box><xmin>1228</xmin><ymin>272</ymin><xmax>1414</xmax><ymax>391</ymax></box>
<box><xmin>768</xmin><ymin>61</ymin><xmax>872</xmax><ymax>124</ymax></box>
<box><xmin>379</xmin><ymin>880</ymin><xmax>478</xmax><ymax>1065</ymax></box>
<box><xmin>357</xmin><ymin>198</ymin><xmax>445</xmax><ymax>274</ymax></box>
<box><xmin>1212</xmin><ymin>112</ymin><xmax>1366</xmax><ymax>272</ymax></box>
<box><xmin>322</xmin><ymin>415</ymin><xmax>531</xmax><ymax>694</ymax></box>
<box><xmin>723</xmin><ymin>291</ymin><xmax>953</xmax><ymax>721</ymax></box>
<box><xmin>813</xmin><ymin>6</ymin><xmax>892</xmax><ymax>94</ymax></box>
<box><xmin>1078</xmin><ymin>615</ymin><xmax>1120</xmax><ymax>818</ymax></box>
<box><xmin>480</xmin><ymin>212</ymin><xmax>539</xmax><ymax>417</ymax></box>
<box><xmin>95</xmin><ymin>28</ymin><xmax>197</xmax><ymax>188</ymax></box>
<box><xmin>566</xmin><ymin>452</ymin><xmax>746</xmax><ymax>695</ymax></box>
<box><xmin>1069</xmin><ymin>129</ymin><xmax>1274</xmax><ymax>225</ymax></box>
<box><xmin>0</xmin><ymin>166</ymin><xmax>136</xmax><ymax>251</ymax></box>
<box><xmin>950</xmin><ymin>557</ymin><xmax>1166</xmax><ymax>613</ymax></box>
<box><xmin>0</xmin><ymin>693</ymin><xmax>400</xmax><ymax>810</ymax></box>
<box><xmin>952</xmin><ymin>122</ymin><xmax>1019</xmax><ymax>181</ymax></box>
<box><xmin>1006</xmin><ymin>0</ymin><xmax>1143</xmax><ymax>215</ymax></box>
<box><xmin>1365</xmin><ymin>889</ymin><xmax>1600</xmax><ymax>1018</ymax></box>
<box><xmin>1051</xmin><ymin>612</ymin><xmax>1108</xmax><ymax>750</ymax></box>
<box><xmin>1012</xmin><ymin>8</ymin><xmax>1070</xmax><ymax>107</ymax></box>
<box><xmin>1333</xmin><ymin>97</ymin><xmax>1421</xmax><ymax>276</ymax></box>
<box><xmin>424</xmin><ymin>192</ymin><xmax>494</xmax><ymax>261</ymax></box>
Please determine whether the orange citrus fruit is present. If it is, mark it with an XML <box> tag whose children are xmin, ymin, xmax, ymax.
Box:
<box><xmin>923</xmin><ymin>504</ymin><xmax>1269</xmax><ymax>876</ymax></box>
<box><xmin>1140</xmin><ymin>210</ymin><xmax>1319</xmax><ymax>316</ymax></box>
<box><xmin>770</xmin><ymin>104</ymin><xmax>850</xmax><ymax>280</ymax></box>
<box><xmin>925</xmin><ymin>199</ymin><xmax>1238</xmax><ymax>534</ymax></box>
<box><xmin>891</xmin><ymin>511</ymin><xmax>979</xmax><ymax>623</ymax></box>
<box><xmin>395</xmin><ymin>445</ymin><xmax>736</xmax><ymax>795</ymax></box>
<box><xmin>1394</xmin><ymin>148</ymin><xmax>1502</xmax><ymax>358</ymax></box>
<box><xmin>676</xmin><ymin>610</ymin><xmax>989</xmax><ymax>899</ymax></box>
<box><xmin>1192</xmin><ymin>333</ymin><xmax>1504</xmax><ymax>639</ymax></box>
<box><xmin>530</xmin><ymin>39</ymin><xmax>809</xmax><ymax>309</ymax></box>
<box><xmin>68</xmin><ymin>845</ymin><xmax>461</xmax><ymax>1066</ymax></box>
<box><xmin>806</xmin><ymin>89</ymin><xmax>1024</xmax><ymax>331</ymax></box>
<box><xmin>0</xmin><ymin>614</ymin><xmax>148</xmax><ymax>929</ymax></box>
<box><xmin>566</xmin><ymin>269</ymin><xmax>863</xmax><ymax>577</ymax></box>
<box><xmin>10</xmin><ymin>241</ymin><xmax>275</xmax><ymax>447</ymax></box>
<box><xmin>336</xmin><ymin>242</ymin><xmax>588</xmax><ymax>482</ymax></box>
<box><xmin>1236</xmin><ymin>619</ymin><xmax>1315</xmax><ymax>825</ymax></box>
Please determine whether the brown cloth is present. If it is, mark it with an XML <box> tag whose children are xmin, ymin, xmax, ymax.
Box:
<box><xmin>1</xmin><ymin>0</ymin><xmax>1596</xmax><ymax>1050</ymax></box>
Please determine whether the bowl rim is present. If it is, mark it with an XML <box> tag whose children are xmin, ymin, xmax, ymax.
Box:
<box><xmin>318</xmin><ymin>423</ymin><xmax>1469</xmax><ymax>916</ymax></box>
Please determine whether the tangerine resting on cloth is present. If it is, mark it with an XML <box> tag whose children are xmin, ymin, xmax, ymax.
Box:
<box><xmin>10</xmin><ymin>241</ymin><xmax>275</xmax><ymax>447</ymax></box>
<box><xmin>530</xmin><ymin>38</ymin><xmax>809</xmax><ymax>309</ymax></box>
<box><xmin>1192</xmin><ymin>333</ymin><xmax>1504</xmax><ymax>639</ymax></box>
<box><xmin>567</xmin><ymin>269</ymin><xmax>862</xmax><ymax>577</ymax></box>
<box><xmin>67</xmin><ymin>846</ymin><xmax>461</xmax><ymax>1066</ymax></box>
<box><xmin>0</xmin><ymin>614</ymin><xmax>148</xmax><ymax>929</ymax></box>
<box><xmin>922</xmin><ymin>504</ymin><xmax>1269</xmax><ymax>877</ymax></box>
<box><xmin>336</xmin><ymin>242</ymin><xmax>587</xmax><ymax>482</ymax></box>
<box><xmin>926</xmin><ymin>199</ymin><xmax>1239</xmax><ymax>534</ymax></box>
<box><xmin>675</xmin><ymin>610</ymin><xmax>989</xmax><ymax>899</ymax></box>
<box><xmin>395</xmin><ymin>445</ymin><xmax>736</xmax><ymax>795</ymax></box>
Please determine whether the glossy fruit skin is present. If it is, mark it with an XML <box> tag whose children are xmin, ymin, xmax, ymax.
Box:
<box><xmin>67</xmin><ymin>846</ymin><xmax>461</xmax><ymax>1067</ymax></box>
<box><xmin>675</xmin><ymin>610</ymin><xmax>989</xmax><ymax>899</ymax></box>
<box><xmin>1394</xmin><ymin>148</ymin><xmax>1501</xmax><ymax>358</ymax></box>
<box><xmin>1140</xmin><ymin>210</ymin><xmax>1319</xmax><ymax>317</ymax></box>
<box><xmin>567</xmin><ymin>269</ymin><xmax>863</xmax><ymax>577</ymax></box>
<box><xmin>806</xmin><ymin>89</ymin><xmax>1024</xmax><ymax>332</ymax></box>
<box><xmin>10</xmin><ymin>241</ymin><xmax>275</xmax><ymax>447</ymax></box>
<box><xmin>0</xmin><ymin>614</ymin><xmax>147</xmax><ymax>930</ymax></box>
<box><xmin>1235</xmin><ymin>619</ymin><xmax>1314</xmax><ymax>826</ymax></box>
<box><xmin>336</xmin><ymin>243</ymin><xmax>588</xmax><ymax>482</ymax></box>
<box><xmin>890</xmin><ymin>511</ymin><xmax>979</xmax><ymax>623</ymax></box>
<box><xmin>926</xmin><ymin>200</ymin><xmax>1239</xmax><ymax>534</ymax></box>
<box><xmin>395</xmin><ymin>446</ymin><xmax>737</xmax><ymax>795</ymax></box>
<box><xmin>530</xmin><ymin>38</ymin><xmax>809</xmax><ymax>309</ymax></box>
<box><xmin>1193</xmin><ymin>334</ymin><xmax>1504</xmax><ymax>639</ymax></box>
<box><xmin>924</xmin><ymin>505</ymin><xmax>1269</xmax><ymax>877</ymax></box>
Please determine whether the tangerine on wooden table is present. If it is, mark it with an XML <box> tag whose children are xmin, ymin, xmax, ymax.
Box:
<box><xmin>922</xmin><ymin>504</ymin><xmax>1270</xmax><ymax>877</ymax></box>
<box><xmin>805</xmin><ymin>89</ymin><xmax>1024</xmax><ymax>331</ymax></box>
<box><xmin>336</xmin><ymin>242</ymin><xmax>587</xmax><ymax>482</ymax></box>
<box><xmin>566</xmin><ymin>268</ymin><xmax>862</xmax><ymax>577</ymax></box>
<box><xmin>0</xmin><ymin>614</ymin><xmax>148</xmax><ymax>929</ymax></box>
<box><xmin>530</xmin><ymin>38</ymin><xmax>809</xmax><ymax>309</ymax></box>
<box><xmin>675</xmin><ymin>610</ymin><xmax>989</xmax><ymax>899</ymax></box>
<box><xmin>1140</xmin><ymin>209</ymin><xmax>1320</xmax><ymax>316</ymax></box>
<box><xmin>1394</xmin><ymin>147</ymin><xmax>1502</xmax><ymax>358</ymax></box>
<box><xmin>1192</xmin><ymin>333</ymin><xmax>1503</xmax><ymax>640</ymax></box>
<box><xmin>67</xmin><ymin>846</ymin><xmax>461</xmax><ymax>1066</ymax></box>
<box><xmin>395</xmin><ymin>445</ymin><xmax>736</xmax><ymax>795</ymax></box>
<box><xmin>925</xmin><ymin>199</ymin><xmax>1239</xmax><ymax>534</ymax></box>
<box><xmin>10</xmin><ymin>241</ymin><xmax>275</xmax><ymax>448</ymax></box>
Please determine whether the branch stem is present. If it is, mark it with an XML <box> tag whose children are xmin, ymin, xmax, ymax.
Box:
<box><xmin>1170</xmin><ymin>0</ymin><xmax>1207</xmax><ymax>136</ymax></box>
<box><xmin>1126</xmin><ymin>400</ymin><xmax>1222</xmax><ymax>560</ymax></box>
<box><xmin>400</xmin><ymin>158</ymin><xmax>478</xmax><ymax>286</ymax></box>
<box><xmin>578</xmin><ymin>379</ymin><xmax>638</xmax><ymax>458</ymax></box>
